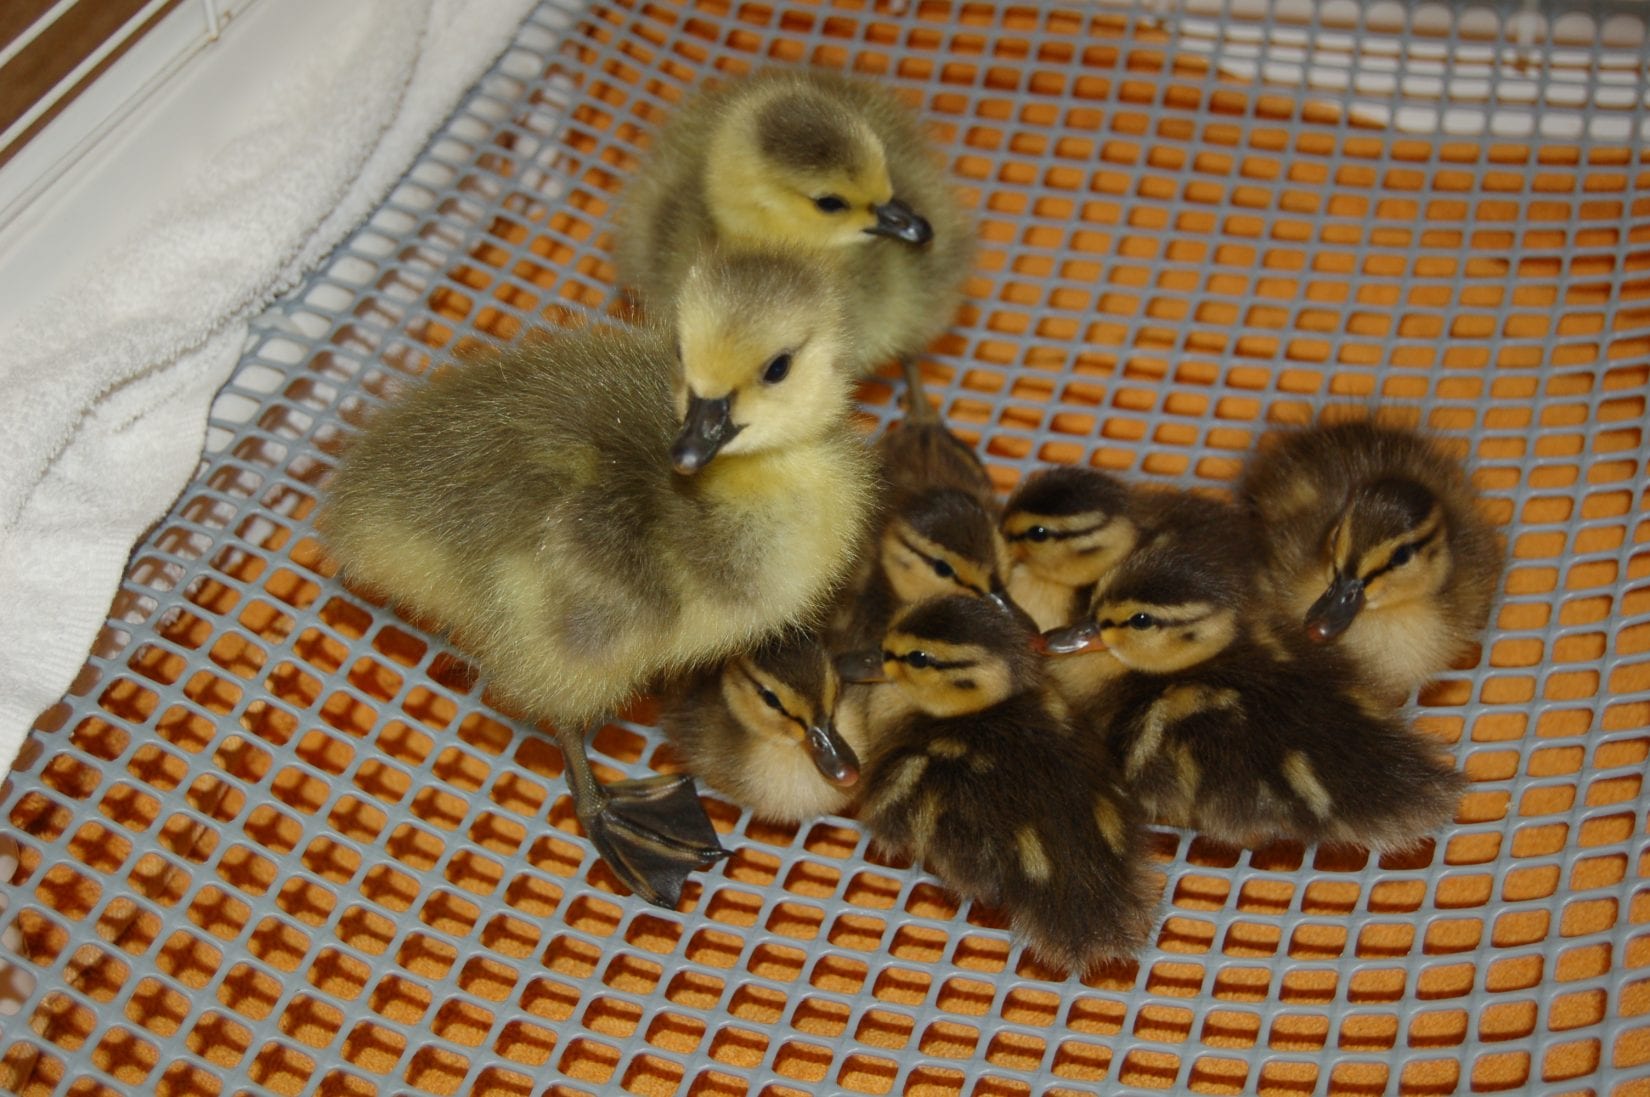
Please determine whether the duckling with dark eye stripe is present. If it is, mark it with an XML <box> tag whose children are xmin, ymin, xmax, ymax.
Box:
<box><xmin>830</xmin><ymin>485</ymin><xmax>1014</xmax><ymax>665</ymax></box>
<box><xmin>1238</xmin><ymin>417</ymin><xmax>1503</xmax><ymax>703</ymax></box>
<box><xmin>1042</xmin><ymin>495</ymin><xmax>1466</xmax><ymax>854</ymax></box>
<box><xmin>1000</xmin><ymin>466</ymin><xmax>1145</xmax><ymax>631</ymax></box>
<box><xmin>613</xmin><ymin>66</ymin><xmax>975</xmax><ymax>379</ymax></box>
<box><xmin>657</xmin><ymin>632</ymin><xmax>864</xmax><ymax>823</ymax></box>
<box><xmin>830</xmin><ymin>364</ymin><xmax>1007</xmax><ymax>657</ymax></box>
<box><xmin>839</xmin><ymin>595</ymin><xmax>1158</xmax><ymax>970</ymax></box>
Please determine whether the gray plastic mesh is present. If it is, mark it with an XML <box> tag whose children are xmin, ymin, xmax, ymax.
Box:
<box><xmin>1</xmin><ymin>1</ymin><xmax>1646</xmax><ymax>1095</ymax></box>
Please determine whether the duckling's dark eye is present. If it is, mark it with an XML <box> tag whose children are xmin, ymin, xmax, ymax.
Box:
<box><xmin>1390</xmin><ymin>545</ymin><xmax>1414</xmax><ymax>568</ymax></box>
<box><xmin>763</xmin><ymin>353</ymin><xmax>792</xmax><ymax>385</ymax></box>
<box><xmin>757</xmin><ymin>686</ymin><xmax>783</xmax><ymax>711</ymax></box>
<box><xmin>1127</xmin><ymin>613</ymin><xmax>1155</xmax><ymax>630</ymax></box>
<box><xmin>904</xmin><ymin>651</ymin><xmax>933</xmax><ymax>669</ymax></box>
<box><xmin>814</xmin><ymin>194</ymin><xmax>849</xmax><ymax>213</ymax></box>
<box><xmin>1027</xmin><ymin>526</ymin><xmax>1051</xmax><ymax>543</ymax></box>
<box><xmin>932</xmin><ymin>559</ymin><xmax>954</xmax><ymax>579</ymax></box>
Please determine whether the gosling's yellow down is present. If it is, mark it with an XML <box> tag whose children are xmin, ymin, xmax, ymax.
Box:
<box><xmin>321</xmin><ymin>247</ymin><xmax>877</xmax><ymax>906</ymax></box>
<box><xmin>613</xmin><ymin>66</ymin><xmax>975</xmax><ymax>377</ymax></box>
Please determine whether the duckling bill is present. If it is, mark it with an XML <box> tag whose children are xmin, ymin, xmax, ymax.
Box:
<box><xmin>321</xmin><ymin>247</ymin><xmax>877</xmax><ymax>906</ymax></box>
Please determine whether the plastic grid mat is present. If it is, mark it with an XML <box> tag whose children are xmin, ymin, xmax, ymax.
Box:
<box><xmin>2</xmin><ymin>1</ymin><xmax>1647</xmax><ymax>1094</ymax></box>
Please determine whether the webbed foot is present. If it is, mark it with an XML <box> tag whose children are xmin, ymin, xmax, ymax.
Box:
<box><xmin>578</xmin><ymin>773</ymin><xmax>730</xmax><ymax>907</ymax></box>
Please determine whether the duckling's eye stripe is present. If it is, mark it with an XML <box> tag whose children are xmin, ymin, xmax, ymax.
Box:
<box><xmin>1101</xmin><ymin>610</ymin><xmax>1210</xmax><ymax>630</ymax></box>
<box><xmin>1362</xmin><ymin>527</ymin><xmax>1440</xmax><ymax>582</ymax></box>
<box><xmin>894</xmin><ymin>536</ymin><xmax>988</xmax><ymax>595</ymax></box>
<box><xmin>740</xmin><ymin>668</ymin><xmax>807</xmax><ymax>730</ymax></box>
<box><xmin>1004</xmin><ymin>521</ymin><xmax>1107</xmax><ymax>543</ymax></box>
<box><xmin>911</xmin><ymin>655</ymin><xmax>974</xmax><ymax>670</ymax></box>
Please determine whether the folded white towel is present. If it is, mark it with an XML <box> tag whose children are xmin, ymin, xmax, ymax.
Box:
<box><xmin>0</xmin><ymin>0</ymin><xmax>540</xmax><ymax>773</ymax></box>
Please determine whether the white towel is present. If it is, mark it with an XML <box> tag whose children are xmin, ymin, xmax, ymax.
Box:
<box><xmin>0</xmin><ymin>0</ymin><xmax>540</xmax><ymax>773</ymax></box>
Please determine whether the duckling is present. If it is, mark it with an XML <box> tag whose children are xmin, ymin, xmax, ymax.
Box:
<box><xmin>657</xmin><ymin>632</ymin><xmax>863</xmax><ymax>823</ymax></box>
<box><xmin>321</xmin><ymin>247</ymin><xmax>877</xmax><ymax>906</ymax></box>
<box><xmin>1041</xmin><ymin>495</ymin><xmax>1466</xmax><ymax>854</ymax></box>
<box><xmin>1237</xmin><ymin>417</ymin><xmax>1503</xmax><ymax>702</ymax></box>
<box><xmin>837</xmin><ymin>595</ymin><xmax>1157</xmax><ymax>970</ymax></box>
<box><xmin>999</xmin><ymin>466</ymin><xmax>1145</xmax><ymax>630</ymax></box>
<box><xmin>829</xmin><ymin>365</ymin><xmax>1010</xmax><ymax>658</ymax></box>
<box><xmin>829</xmin><ymin>485</ymin><xmax>1012</xmax><ymax>665</ymax></box>
<box><xmin>613</xmin><ymin>66</ymin><xmax>975</xmax><ymax>377</ymax></box>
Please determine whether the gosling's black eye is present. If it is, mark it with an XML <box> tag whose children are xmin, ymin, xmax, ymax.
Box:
<box><xmin>1127</xmin><ymin>613</ymin><xmax>1155</xmax><ymax>630</ymax></box>
<box><xmin>932</xmin><ymin>559</ymin><xmax>954</xmax><ymax>579</ymax></box>
<box><xmin>1390</xmin><ymin>545</ymin><xmax>1414</xmax><ymax>568</ymax></box>
<box><xmin>757</xmin><ymin>687</ymin><xmax>783</xmax><ymax>711</ymax></box>
<box><xmin>1027</xmin><ymin>526</ymin><xmax>1051</xmax><ymax>543</ymax></box>
<box><xmin>814</xmin><ymin>195</ymin><xmax>849</xmax><ymax>213</ymax></box>
<box><xmin>904</xmin><ymin>651</ymin><xmax>933</xmax><ymax>669</ymax></box>
<box><xmin>763</xmin><ymin>353</ymin><xmax>792</xmax><ymax>385</ymax></box>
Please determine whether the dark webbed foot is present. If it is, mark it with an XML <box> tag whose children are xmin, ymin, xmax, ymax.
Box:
<box><xmin>579</xmin><ymin>773</ymin><xmax>730</xmax><ymax>907</ymax></box>
<box><xmin>555</xmin><ymin>724</ymin><xmax>729</xmax><ymax>908</ymax></box>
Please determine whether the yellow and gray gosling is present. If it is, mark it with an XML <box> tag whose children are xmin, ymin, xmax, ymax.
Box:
<box><xmin>657</xmin><ymin>632</ymin><xmax>864</xmax><ymax>823</ymax></box>
<box><xmin>839</xmin><ymin>595</ymin><xmax>1158</xmax><ymax>971</ymax></box>
<box><xmin>613</xmin><ymin>66</ymin><xmax>975</xmax><ymax>378</ymax></box>
<box><xmin>1237</xmin><ymin>416</ymin><xmax>1503</xmax><ymax>703</ymax></box>
<box><xmin>1042</xmin><ymin>494</ymin><xmax>1466</xmax><ymax>854</ymax></box>
<box><xmin>999</xmin><ymin>465</ymin><xmax>1146</xmax><ymax>631</ymax></box>
<box><xmin>321</xmin><ymin>246</ymin><xmax>877</xmax><ymax>907</ymax></box>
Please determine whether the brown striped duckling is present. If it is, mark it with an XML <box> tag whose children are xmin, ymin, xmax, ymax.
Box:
<box><xmin>657</xmin><ymin>632</ymin><xmax>864</xmax><ymax>823</ymax></box>
<box><xmin>1237</xmin><ymin>417</ymin><xmax>1503</xmax><ymax>702</ymax></box>
<box><xmin>838</xmin><ymin>595</ymin><xmax>1157</xmax><ymax>969</ymax></box>
<box><xmin>322</xmin><ymin>247</ymin><xmax>877</xmax><ymax>906</ymax></box>
<box><xmin>613</xmin><ymin>66</ymin><xmax>975</xmax><ymax>378</ymax></box>
<box><xmin>831</xmin><ymin>359</ymin><xmax>1006</xmax><ymax>656</ymax></box>
<box><xmin>999</xmin><ymin>466</ymin><xmax>1147</xmax><ymax>630</ymax></box>
<box><xmin>1042</xmin><ymin>494</ymin><xmax>1466</xmax><ymax>854</ymax></box>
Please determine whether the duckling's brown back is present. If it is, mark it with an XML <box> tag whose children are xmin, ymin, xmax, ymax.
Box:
<box><xmin>873</xmin><ymin>419</ymin><xmax>993</xmax><ymax>503</ymax></box>
<box><xmin>1101</xmin><ymin>631</ymin><xmax>1464</xmax><ymax>854</ymax></box>
<box><xmin>859</xmin><ymin>689</ymin><xmax>1157</xmax><ymax>969</ymax></box>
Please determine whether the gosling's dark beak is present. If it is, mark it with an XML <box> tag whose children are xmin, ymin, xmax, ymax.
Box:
<box><xmin>1305</xmin><ymin>574</ymin><xmax>1365</xmax><ymax>642</ymax></box>
<box><xmin>865</xmin><ymin>198</ymin><xmax>932</xmax><ymax>245</ymax></box>
<box><xmin>1038</xmin><ymin>620</ymin><xmax>1105</xmax><ymax>656</ymax></box>
<box><xmin>834</xmin><ymin>649</ymin><xmax>889</xmax><ymax>684</ymax></box>
<box><xmin>804</xmin><ymin>720</ymin><xmax>860</xmax><ymax>787</ymax></box>
<box><xmin>671</xmin><ymin>394</ymin><xmax>739</xmax><ymax>475</ymax></box>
